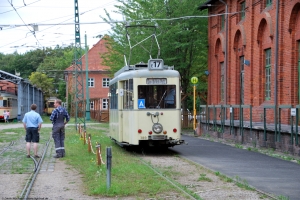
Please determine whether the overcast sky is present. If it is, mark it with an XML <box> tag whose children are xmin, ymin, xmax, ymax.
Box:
<box><xmin>0</xmin><ymin>0</ymin><xmax>121</xmax><ymax>54</ymax></box>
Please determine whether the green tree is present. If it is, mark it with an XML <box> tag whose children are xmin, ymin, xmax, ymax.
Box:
<box><xmin>102</xmin><ymin>0</ymin><xmax>208</xmax><ymax>110</ymax></box>
<box><xmin>29</xmin><ymin>72</ymin><xmax>54</xmax><ymax>100</ymax></box>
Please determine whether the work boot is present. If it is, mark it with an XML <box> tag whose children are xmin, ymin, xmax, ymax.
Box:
<box><xmin>53</xmin><ymin>154</ymin><xmax>62</xmax><ymax>158</ymax></box>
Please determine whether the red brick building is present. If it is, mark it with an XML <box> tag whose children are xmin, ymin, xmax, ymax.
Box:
<box><xmin>199</xmin><ymin>0</ymin><xmax>300</xmax><ymax>123</ymax></box>
<box><xmin>64</xmin><ymin>37</ymin><xmax>111</xmax><ymax>110</ymax></box>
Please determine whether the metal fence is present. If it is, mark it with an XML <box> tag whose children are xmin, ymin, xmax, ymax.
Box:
<box><xmin>199</xmin><ymin>104</ymin><xmax>300</xmax><ymax>145</ymax></box>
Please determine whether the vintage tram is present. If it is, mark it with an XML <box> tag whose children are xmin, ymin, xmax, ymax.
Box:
<box><xmin>109</xmin><ymin>59</ymin><xmax>184</xmax><ymax>147</ymax></box>
<box><xmin>0</xmin><ymin>92</ymin><xmax>18</xmax><ymax>121</ymax></box>
<box><xmin>45</xmin><ymin>97</ymin><xmax>56</xmax><ymax>115</ymax></box>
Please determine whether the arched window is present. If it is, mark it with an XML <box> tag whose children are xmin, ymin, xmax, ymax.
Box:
<box><xmin>265</xmin><ymin>48</ymin><xmax>271</xmax><ymax>100</ymax></box>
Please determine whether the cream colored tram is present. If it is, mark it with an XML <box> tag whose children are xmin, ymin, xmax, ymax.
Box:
<box><xmin>109</xmin><ymin>59</ymin><xmax>184</xmax><ymax>147</ymax></box>
<box><xmin>0</xmin><ymin>92</ymin><xmax>18</xmax><ymax>121</ymax></box>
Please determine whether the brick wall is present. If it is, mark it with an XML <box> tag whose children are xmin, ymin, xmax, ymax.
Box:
<box><xmin>205</xmin><ymin>0</ymin><xmax>300</xmax><ymax>124</ymax></box>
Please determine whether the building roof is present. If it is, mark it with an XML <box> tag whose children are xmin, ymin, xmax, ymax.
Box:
<box><xmin>65</xmin><ymin>36</ymin><xmax>110</xmax><ymax>72</ymax></box>
<box><xmin>198</xmin><ymin>0</ymin><xmax>217</xmax><ymax>11</ymax></box>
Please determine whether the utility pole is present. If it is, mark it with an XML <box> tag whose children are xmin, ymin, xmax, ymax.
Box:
<box><xmin>85</xmin><ymin>33</ymin><xmax>90</xmax><ymax>121</ymax></box>
<box><xmin>74</xmin><ymin>0</ymin><xmax>85</xmax><ymax>129</ymax></box>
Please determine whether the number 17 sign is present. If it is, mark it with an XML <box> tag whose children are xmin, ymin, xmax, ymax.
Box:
<box><xmin>148</xmin><ymin>59</ymin><xmax>164</xmax><ymax>70</ymax></box>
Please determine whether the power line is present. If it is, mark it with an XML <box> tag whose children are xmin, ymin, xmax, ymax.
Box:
<box><xmin>0</xmin><ymin>0</ymin><xmax>42</xmax><ymax>15</ymax></box>
<box><xmin>7</xmin><ymin>0</ymin><xmax>42</xmax><ymax>47</ymax></box>
<box><xmin>0</xmin><ymin>11</ymin><xmax>246</xmax><ymax>28</ymax></box>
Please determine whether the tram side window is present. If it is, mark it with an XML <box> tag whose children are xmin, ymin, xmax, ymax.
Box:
<box><xmin>13</xmin><ymin>98</ymin><xmax>17</xmax><ymax>107</ymax></box>
<box><xmin>109</xmin><ymin>83</ymin><xmax>118</xmax><ymax>109</ymax></box>
<box><xmin>123</xmin><ymin>79</ymin><xmax>133</xmax><ymax>109</ymax></box>
<box><xmin>8</xmin><ymin>98</ymin><xmax>12</xmax><ymax>107</ymax></box>
<box><xmin>138</xmin><ymin>85</ymin><xmax>176</xmax><ymax>109</ymax></box>
<box><xmin>1</xmin><ymin>100</ymin><xmax>8</xmax><ymax>107</ymax></box>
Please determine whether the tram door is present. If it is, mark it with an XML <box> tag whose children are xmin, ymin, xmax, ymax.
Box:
<box><xmin>120</xmin><ymin>79</ymin><xmax>133</xmax><ymax>143</ymax></box>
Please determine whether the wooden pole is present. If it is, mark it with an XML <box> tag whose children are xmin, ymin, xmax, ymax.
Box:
<box><xmin>96</xmin><ymin>142</ymin><xmax>101</xmax><ymax>166</ymax></box>
<box><xmin>88</xmin><ymin>134</ymin><xmax>91</xmax><ymax>153</ymax></box>
<box><xmin>83</xmin><ymin>130</ymin><xmax>86</xmax><ymax>145</ymax></box>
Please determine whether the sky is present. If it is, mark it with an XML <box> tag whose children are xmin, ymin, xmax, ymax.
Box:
<box><xmin>0</xmin><ymin>0</ymin><xmax>122</xmax><ymax>54</ymax></box>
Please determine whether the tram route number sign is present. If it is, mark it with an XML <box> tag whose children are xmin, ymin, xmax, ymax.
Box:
<box><xmin>148</xmin><ymin>59</ymin><xmax>164</xmax><ymax>70</ymax></box>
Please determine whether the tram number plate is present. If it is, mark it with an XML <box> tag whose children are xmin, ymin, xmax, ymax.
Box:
<box><xmin>140</xmin><ymin>136</ymin><xmax>147</xmax><ymax>140</ymax></box>
<box><xmin>146</xmin><ymin>78</ymin><xmax>167</xmax><ymax>85</ymax></box>
<box><xmin>148</xmin><ymin>59</ymin><xmax>164</xmax><ymax>70</ymax></box>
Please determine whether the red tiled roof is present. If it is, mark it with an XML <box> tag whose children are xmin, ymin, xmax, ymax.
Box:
<box><xmin>65</xmin><ymin>36</ymin><xmax>110</xmax><ymax>71</ymax></box>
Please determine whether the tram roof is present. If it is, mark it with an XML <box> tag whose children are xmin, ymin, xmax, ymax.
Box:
<box><xmin>110</xmin><ymin>67</ymin><xmax>180</xmax><ymax>85</ymax></box>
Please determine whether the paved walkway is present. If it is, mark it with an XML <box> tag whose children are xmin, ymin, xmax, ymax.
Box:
<box><xmin>172</xmin><ymin>135</ymin><xmax>300</xmax><ymax>200</ymax></box>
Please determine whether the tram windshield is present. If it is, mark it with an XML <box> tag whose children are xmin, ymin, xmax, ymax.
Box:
<box><xmin>138</xmin><ymin>85</ymin><xmax>176</xmax><ymax>109</ymax></box>
<box><xmin>48</xmin><ymin>102</ymin><xmax>55</xmax><ymax>108</ymax></box>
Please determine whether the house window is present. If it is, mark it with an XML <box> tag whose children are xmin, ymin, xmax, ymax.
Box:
<box><xmin>88</xmin><ymin>78</ymin><xmax>94</xmax><ymax>87</ymax></box>
<box><xmin>266</xmin><ymin>0</ymin><xmax>272</xmax><ymax>7</ymax></box>
<box><xmin>90</xmin><ymin>101</ymin><xmax>94</xmax><ymax>110</ymax></box>
<box><xmin>102</xmin><ymin>78</ymin><xmax>110</xmax><ymax>87</ymax></box>
<box><xmin>220</xmin><ymin>62</ymin><xmax>225</xmax><ymax>102</ymax></box>
<box><xmin>102</xmin><ymin>99</ymin><xmax>108</xmax><ymax>110</ymax></box>
<box><xmin>240</xmin><ymin>1</ymin><xmax>246</xmax><ymax>20</ymax></box>
<box><xmin>221</xmin><ymin>14</ymin><xmax>225</xmax><ymax>30</ymax></box>
<box><xmin>265</xmin><ymin>49</ymin><xmax>271</xmax><ymax>100</ymax></box>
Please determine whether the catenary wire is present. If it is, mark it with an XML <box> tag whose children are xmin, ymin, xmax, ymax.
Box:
<box><xmin>0</xmin><ymin>0</ymin><xmax>42</xmax><ymax>15</ymax></box>
<box><xmin>6</xmin><ymin>0</ymin><xmax>43</xmax><ymax>47</ymax></box>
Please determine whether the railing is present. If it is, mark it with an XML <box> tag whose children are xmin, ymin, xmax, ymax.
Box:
<box><xmin>199</xmin><ymin>104</ymin><xmax>300</xmax><ymax>145</ymax></box>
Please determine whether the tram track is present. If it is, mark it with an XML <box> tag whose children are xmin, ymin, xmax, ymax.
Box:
<box><xmin>0</xmin><ymin>141</ymin><xmax>15</xmax><ymax>155</ymax></box>
<box><xmin>19</xmin><ymin>137</ymin><xmax>51</xmax><ymax>199</ymax></box>
<box><xmin>132</xmin><ymin>148</ymin><xmax>277</xmax><ymax>200</ymax></box>
<box><xmin>137</xmin><ymin>155</ymin><xmax>198</xmax><ymax>200</ymax></box>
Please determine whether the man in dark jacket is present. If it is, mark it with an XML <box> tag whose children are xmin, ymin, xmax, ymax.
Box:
<box><xmin>50</xmin><ymin>99</ymin><xmax>70</xmax><ymax>158</ymax></box>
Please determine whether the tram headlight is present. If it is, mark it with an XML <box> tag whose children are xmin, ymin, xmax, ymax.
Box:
<box><xmin>152</xmin><ymin>123</ymin><xmax>163</xmax><ymax>133</ymax></box>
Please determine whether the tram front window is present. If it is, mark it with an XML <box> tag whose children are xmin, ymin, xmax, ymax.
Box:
<box><xmin>48</xmin><ymin>102</ymin><xmax>55</xmax><ymax>108</ymax></box>
<box><xmin>138</xmin><ymin>85</ymin><xmax>176</xmax><ymax>109</ymax></box>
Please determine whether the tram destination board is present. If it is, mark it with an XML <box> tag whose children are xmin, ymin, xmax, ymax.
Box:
<box><xmin>146</xmin><ymin>78</ymin><xmax>167</xmax><ymax>85</ymax></box>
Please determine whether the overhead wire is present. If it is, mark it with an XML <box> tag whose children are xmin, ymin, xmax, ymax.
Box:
<box><xmin>0</xmin><ymin>0</ymin><xmax>42</xmax><ymax>15</ymax></box>
<box><xmin>6</xmin><ymin>0</ymin><xmax>43</xmax><ymax>47</ymax></box>
<box><xmin>0</xmin><ymin>11</ymin><xmax>247</xmax><ymax>28</ymax></box>
<box><xmin>1</xmin><ymin>1</ymin><xmax>245</xmax><ymax>53</ymax></box>
<box><xmin>0</xmin><ymin>0</ymin><xmax>117</xmax><ymax>50</ymax></box>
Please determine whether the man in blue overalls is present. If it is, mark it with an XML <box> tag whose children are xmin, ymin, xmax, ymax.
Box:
<box><xmin>50</xmin><ymin>99</ymin><xmax>70</xmax><ymax>158</ymax></box>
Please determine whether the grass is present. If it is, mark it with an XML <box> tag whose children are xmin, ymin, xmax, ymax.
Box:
<box><xmin>235</xmin><ymin>143</ymin><xmax>243</xmax><ymax>149</ymax></box>
<box><xmin>0</xmin><ymin>127</ymin><xmax>52</xmax><ymax>173</ymax></box>
<box><xmin>277</xmin><ymin>195</ymin><xmax>290</xmax><ymax>200</ymax></box>
<box><xmin>214</xmin><ymin>172</ymin><xmax>254</xmax><ymax>191</ymax></box>
<box><xmin>63</xmin><ymin>125</ymin><xmax>183</xmax><ymax>198</ymax></box>
<box><xmin>214</xmin><ymin>171</ymin><xmax>233</xmax><ymax>183</ymax></box>
<box><xmin>197</xmin><ymin>173</ymin><xmax>212</xmax><ymax>182</ymax></box>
